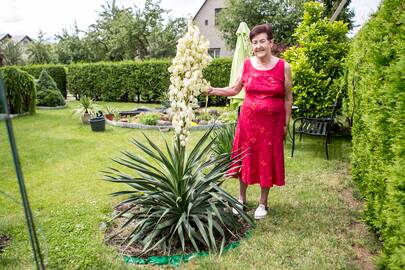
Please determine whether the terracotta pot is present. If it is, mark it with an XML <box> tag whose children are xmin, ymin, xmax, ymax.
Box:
<box><xmin>105</xmin><ymin>114</ymin><xmax>114</xmax><ymax>121</ymax></box>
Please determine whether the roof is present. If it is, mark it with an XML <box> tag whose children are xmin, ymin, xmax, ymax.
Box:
<box><xmin>193</xmin><ymin>0</ymin><xmax>208</xmax><ymax>20</ymax></box>
<box><xmin>11</xmin><ymin>35</ymin><xmax>32</xmax><ymax>43</ymax></box>
<box><xmin>0</xmin><ymin>33</ymin><xmax>12</xmax><ymax>42</ymax></box>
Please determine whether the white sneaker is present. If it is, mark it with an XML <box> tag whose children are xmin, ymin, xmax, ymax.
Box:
<box><xmin>254</xmin><ymin>204</ymin><xmax>268</xmax><ymax>219</ymax></box>
<box><xmin>232</xmin><ymin>200</ymin><xmax>245</xmax><ymax>215</ymax></box>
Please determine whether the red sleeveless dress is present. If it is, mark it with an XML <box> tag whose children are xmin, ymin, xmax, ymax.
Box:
<box><xmin>228</xmin><ymin>58</ymin><xmax>286</xmax><ymax>188</ymax></box>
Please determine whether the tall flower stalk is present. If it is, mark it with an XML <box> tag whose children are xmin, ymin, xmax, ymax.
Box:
<box><xmin>168</xmin><ymin>19</ymin><xmax>212</xmax><ymax>146</ymax></box>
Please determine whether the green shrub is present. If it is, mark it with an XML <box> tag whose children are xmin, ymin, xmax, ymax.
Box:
<box><xmin>104</xmin><ymin>129</ymin><xmax>254</xmax><ymax>254</ymax></box>
<box><xmin>36</xmin><ymin>69</ymin><xmax>58</xmax><ymax>91</ymax></box>
<box><xmin>211</xmin><ymin>123</ymin><xmax>236</xmax><ymax>159</ymax></box>
<box><xmin>67</xmin><ymin>60</ymin><xmax>170</xmax><ymax>102</ymax></box>
<box><xmin>347</xmin><ymin>0</ymin><xmax>404</xmax><ymax>269</ymax></box>
<box><xmin>37</xmin><ymin>90</ymin><xmax>65</xmax><ymax>107</ymax></box>
<box><xmin>0</xmin><ymin>67</ymin><xmax>36</xmax><ymax>114</ymax></box>
<box><xmin>202</xmin><ymin>58</ymin><xmax>232</xmax><ymax>106</ymax></box>
<box><xmin>283</xmin><ymin>1</ymin><xmax>349</xmax><ymax>117</ymax></box>
<box><xmin>138</xmin><ymin>112</ymin><xmax>160</xmax><ymax>125</ymax></box>
<box><xmin>67</xmin><ymin>58</ymin><xmax>231</xmax><ymax>105</ymax></box>
<box><xmin>22</xmin><ymin>64</ymin><xmax>67</xmax><ymax>98</ymax></box>
<box><xmin>35</xmin><ymin>70</ymin><xmax>65</xmax><ymax>107</ymax></box>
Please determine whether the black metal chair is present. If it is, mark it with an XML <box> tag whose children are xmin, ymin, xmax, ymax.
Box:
<box><xmin>291</xmin><ymin>102</ymin><xmax>338</xmax><ymax>159</ymax></box>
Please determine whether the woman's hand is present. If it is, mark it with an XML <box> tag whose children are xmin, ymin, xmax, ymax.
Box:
<box><xmin>206</xmin><ymin>87</ymin><xmax>214</xmax><ymax>96</ymax></box>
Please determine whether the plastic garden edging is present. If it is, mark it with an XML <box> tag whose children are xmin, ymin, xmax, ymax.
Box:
<box><xmin>123</xmin><ymin>230</ymin><xmax>252</xmax><ymax>267</ymax></box>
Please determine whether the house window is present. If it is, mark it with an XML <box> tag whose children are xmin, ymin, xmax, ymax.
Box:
<box><xmin>205</xmin><ymin>19</ymin><xmax>208</xmax><ymax>26</ymax></box>
<box><xmin>215</xmin><ymin>8</ymin><xmax>222</xmax><ymax>25</ymax></box>
<box><xmin>208</xmin><ymin>48</ymin><xmax>221</xmax><ymax>58</ymax></box>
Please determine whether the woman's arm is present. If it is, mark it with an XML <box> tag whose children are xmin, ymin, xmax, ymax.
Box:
<box><xmin>207</xmin><ymin>76</ymin><xmax>244</xmax><ymax>97</ymax></box>
<box><xmin>284</xmin><ymin>62</ymin><xmax>293</xmax><ymax>137</ymax></box>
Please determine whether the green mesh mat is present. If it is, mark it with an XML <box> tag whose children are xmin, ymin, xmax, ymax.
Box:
<box><xmin>124</xmin><ymin>230</ymin><xmax>252</xmax><ymax>267</ymax></box>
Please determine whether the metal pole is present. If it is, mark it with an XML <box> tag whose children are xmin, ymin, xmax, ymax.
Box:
<box><xmin>330</xmin><ymin>0</ymin><xmax>348</xmax><ymax>23</ymax></box>
<box><xmin>0</xmin><ymin>77</ymin><xmax>45</xmax><ymax>269</ymax></box>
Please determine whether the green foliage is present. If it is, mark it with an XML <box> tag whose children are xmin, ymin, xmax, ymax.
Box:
<box><xmin>283</xmin><ymin>1</ymin><xmax>349</xmax><ymax>117</ymax></box>
<box><xmin>36</xmin><ymin>69</ymin><xmax>58</xmax><ymax>91</ymax></box>
<box><xmin>72</xmin><ymin>96</ymin><xmax>100</xmax><ymax>117</ymax></box>
<box><xmin>0</xmin><ymin>66</ymin><xmax>36</xmax><ymax>114</ymax></box>
<box><xmin>196</xmin><ymin>111</ymin><xmax>213</xmax><ymax>122</ymax></box>
<box><xmin>202</xmin><ymin>58</ymin><xmax>232</xmax><ymax>106</ymax></box>
<box><xmin>217</xmin><ymin>0</ymin><xmax>353</xmax><ymax>49</ymax></box>
<box><xmin>21</xmin><ymin>64</ymin><xmax>67</xmax><ymax>98</ymax></box>
<box><xmin>67</xmin><ymin>60</ymin><xmax>170</xmax><ymax>102</ymax></box>
<box><xmin>211</xmin><ymin>124</ymin><xmax>236</xmax><ymax>159</ymax></box>
<box><xmin>26</xmin><ymin>31</ymin><xmax>54</xmax><ymax>64</ymax></box>
<box><xmin>55</xmin><ymin>25</ymin><xmax>96</xmax><ymax>64</ymax></box>
<box><xmin>67</xmin><ymin>58</ymin><xmax>231</xmax><ymax>105</ymax></box>
<box><xmin>218</xmin><ymin>111</ymin><xmax>238</xmax><ymax>123</ymax></box>
<box><xmin>102</xmin><ymin>104</ymin><xmax>118</xmax><ymax>115</ymax></box>
<box><xmin>37</xmin><ymin>90</ymin><xmax>65</xmax><ymax>107</ymax></box>
<box><xmin>104</xmin><ymin>129</ymin><xmax>255</xmax><ymax>255</ymax></box>
<box><xmin>0</xmin><ymin>102</ymin><xmax>380</xmax><ymax>269</ymax></box>
<box><xmin>0</xmin><ymin>41</ymin><xmax>24</xmax><ymax>66</ymax></box>
<box><xmin>35</xmin><ymin>70</ymin><xmax>65</xmax><ymax>107</ymax></box>
<box><xmin>55</xmin><ymin>0</ymin><xmax>186</xmax><ymax>62</ymax></box>
<box><xmin>347</xmin><ymin>0</ymin><xmax>404</xmax><ymax>269</ymax></box>
<box><xmin>138</xmin><ymin>112</ymin><xmax>160</xmax><ymax>125</ymax></box>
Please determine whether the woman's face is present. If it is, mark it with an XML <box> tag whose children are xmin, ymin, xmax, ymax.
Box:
<box><xmin>251</xmin><ymin>32</ymin><xmax>273</xmax><ymax>59</ymax></box>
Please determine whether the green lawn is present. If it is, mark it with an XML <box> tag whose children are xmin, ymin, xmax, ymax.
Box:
<box><xmin>0</xmin><ymin>101</ymin><xmax>380</xmax><ymax>269</ymax></box>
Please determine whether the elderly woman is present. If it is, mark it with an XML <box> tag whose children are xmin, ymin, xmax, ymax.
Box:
<box><xmin>207</xmin><ymin>24</ymin><xmax>293</xmax><ymax>219</ymax></box>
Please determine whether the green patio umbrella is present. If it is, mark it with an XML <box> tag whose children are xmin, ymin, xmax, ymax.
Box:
<box><xmin>229</xmin><ymin>22</ymin><xmax>252</xmax><ymax>107</ymax></box>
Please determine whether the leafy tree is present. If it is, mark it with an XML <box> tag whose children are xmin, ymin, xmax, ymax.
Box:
<box><xmin>27</xmin><ymin>31</ymin><xmax>54</xmax><ymax>64</ymax></box>
<box><xmin>1</xmin><ymin>41</ymin><xmax>24</xmax><ymax>66</ymax></box>
<box><xmin>86</xmin><ymin>0</ymin><xmax>174</xmax><ymax>60</ymax></box>
<box><xmin>55</xmin><ymin>0</ymin><xmax>185</xmax><ymax>62</ymax></box>
<box><xmin>0</xmin><ymin>48</ymin><xmax>5</xmax><ymax>67</ymax></box>
<box><xmin>147</xmin><ymin>17</ymin><xmax>187</xmax><ymax>58</ymax></box>
<box><xmin>55</xmin><ymin>24</ymin><xmax>94</xmax><ymax>64</ymax></box>
<box><xmin>217</xmin><ymin>0</ymin><xmax>353</xmax><ymax>49</ymax></box>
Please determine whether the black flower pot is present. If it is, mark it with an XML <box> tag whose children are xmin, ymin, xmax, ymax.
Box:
<box><xmin>90</xmin><ymin>116</ymin><xmax>105</xmax><ymax>132</ymax></box>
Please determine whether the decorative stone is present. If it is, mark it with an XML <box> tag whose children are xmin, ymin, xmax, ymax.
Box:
<box><xmin>157</xmin><ymin>120</ymin><xmax>172</xmax><ymax>126</ymax></box>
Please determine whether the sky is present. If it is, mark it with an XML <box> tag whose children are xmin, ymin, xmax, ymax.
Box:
<box><xmin>0</xmin><ymin>0</ymin><xmax>381</xmax><ymax>40</ymax></box>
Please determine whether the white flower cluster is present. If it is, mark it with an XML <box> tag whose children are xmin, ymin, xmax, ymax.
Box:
<box><xmin>168</xmin><ymin>19</ymin><xmax>212</xmax><ymax>146</ymax></box>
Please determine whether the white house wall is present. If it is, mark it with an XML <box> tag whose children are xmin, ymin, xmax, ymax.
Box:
<box><xmin>194</xmin><ymin>0</ymin><xmax>232</xmax><ymax>57</ymax></box>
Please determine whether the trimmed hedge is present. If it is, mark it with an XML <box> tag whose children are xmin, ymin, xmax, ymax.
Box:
<box><xmin>67</xmin><ymin>58</ymin><xmax>232</xmax><ymax>105</ymax></box>
<box><xmin>202</xmin><ymin>58</ymin><xmax>231</xmax><ymax>106</ymax></box>
<box><xmin>22</xmin><ymin>64</ymin><xmax>67</xmax><ymax>98</ymax></box>
<box><xmin>0</xmin><ymin>67</ymin><xmax>36</xmax><ymax>114</ymax></box>
<box><xmin>347</xmin><ymin>0</ymin><xmax>404</xmax><ymax>269</ymax></box>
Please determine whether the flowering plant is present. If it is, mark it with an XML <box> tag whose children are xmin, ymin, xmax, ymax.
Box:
<box><xmin>168</xmin><ymin>19</ymin><xmax>212</xmax><ymax>146</ymax></box>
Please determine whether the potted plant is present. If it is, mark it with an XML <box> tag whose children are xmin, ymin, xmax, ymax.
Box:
<box><xmin>72</xmin><ymin>96</ymin><xmax>100</xmax><ymax>124</ymax></box>
<box><xmin>102</xmin><ymin>104</ymin><xmax>117</xmax><ymax>121</ymax></box>
<box><xmin>89</xmin><ymin>111</ymin><xmax>105</xmax><ymax>132</ymax></box>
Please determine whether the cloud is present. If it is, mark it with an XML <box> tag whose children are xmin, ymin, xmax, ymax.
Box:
<box><xmin>0</xmin><ymin>16</ymin><xmax>23</xmax><ymax>24</ymax></box>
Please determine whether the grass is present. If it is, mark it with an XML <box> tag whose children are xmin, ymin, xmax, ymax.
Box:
<box><xmin>0</xmin><ymin>101</ymin><xmax>380</xmax><ymax>269</ymax></box>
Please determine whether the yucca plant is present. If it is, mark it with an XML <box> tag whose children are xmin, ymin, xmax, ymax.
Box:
<box><xmin>211</xmin><ymin>123</ymin><xmax>236</xmax><ymax>158</ymax></box>
<box><xmin>72</xmin><ymin>96</ymin><xmax>100</xmax><ymax>124</ymax></box>
<box><xmin>104</xmin><ymin>128</ymin><xmax>254</xmax><ymax>255</ymax></box>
